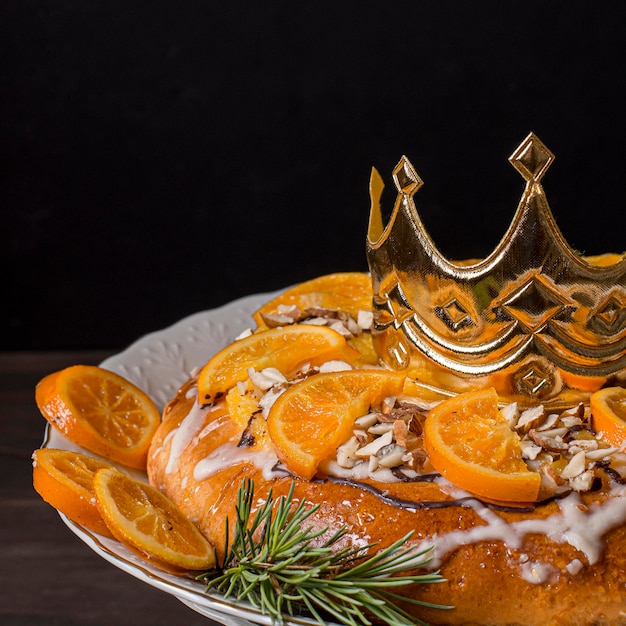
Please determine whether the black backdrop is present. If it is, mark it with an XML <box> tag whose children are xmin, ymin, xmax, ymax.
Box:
<box><xmin>2</xmin><ymin>1</ymin><xmax>625</xmax><ymax>351</ymax></box>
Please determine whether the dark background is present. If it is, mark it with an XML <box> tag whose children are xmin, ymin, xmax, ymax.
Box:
<box><xmin>2</xmin><ymin>1</ymin><xmax>625</xmax><ymax>351</ymax></box>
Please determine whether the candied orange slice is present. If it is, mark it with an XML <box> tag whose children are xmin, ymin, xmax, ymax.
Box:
<box><xmin>35</xmin><ymin>365</ymin><xmax>160</xmax><ymax>469</ymax></box>
<box><xmin>93</xmin><ymin>467</ymin><xmax>215</xmax><ymax>572</ymax></box>
<box><xmin>196</xmin><ymin>325</ymin><xmax>360</xmax><ymax>403</ymax></box>
<box><xmin>558</xmin><ymin>368</ymin><xmax>607</xmax><ymax>393</ymax></box>
<box><xmin>252</xmin><ymin>272</ymin><xmax>372</xmax><ymax>328</ymax></box>
<box><xmin>266</xmin><ymin>369</ymin><xmax>406</xmax><ymax>480</ymax></box>
<box><xmin>590</xmin><ymin>386</ymin><xmax>626</xmax><ymax>448</ymax></box>
<box><xmin>32</xmin><ymin>448</ymin><xmax>114</xmax><ymax>537</ymax></box>
<box><xmin>252</xmin><ymin>272</ymin><xmax>378</xmax><ymax>365</ymax></box>
<box><xmin>423</xmin><ymin>388</ymin><xmax>541</xmax><ymax>502</ymax></box>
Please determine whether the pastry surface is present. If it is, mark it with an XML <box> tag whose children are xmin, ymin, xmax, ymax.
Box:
<box><xmin>148</xmin><ymin>376</ymin><xmax>626</xmax><ymax>626</ymax></box>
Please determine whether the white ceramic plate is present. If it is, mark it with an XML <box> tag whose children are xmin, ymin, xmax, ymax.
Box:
<box><xmin>44</xmin><ymin>290</ymin><xmax>328</xmax><ymax>626</ymax></box>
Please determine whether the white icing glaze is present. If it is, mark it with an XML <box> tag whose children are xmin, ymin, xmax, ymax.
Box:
<box><xmin>169</xmin><ymin>386</ymin><xmax>626</xmax><ymax>584</ymax></box>
<box><xmin>194</xmin><ymin>442</ymin><xmax>284</xmax><ymax>482</ymax></box>
<box><xmin>165</xmin><ymin>400</ymin><xmax>214</xmax><ymax>475</ymax></box>
<box><xmin>179</xmin><ymin>399</ymin><xmax>626</xmax><ymax>580</ymax></box>
<box><xmin>420</xmin><ymin>480</ymin><xmax>626</xmax><ymax>575</ymax></box>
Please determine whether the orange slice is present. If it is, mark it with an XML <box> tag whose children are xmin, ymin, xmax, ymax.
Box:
<box><xmin>32</xmin><ymin>448</ymin><xmax>114</xmax><ymax>537</ymax></box>
<box><xmin>93</xmin><ymin>467</ymin><xmax>215</xmax><ymax>572</ymax></box>
<box><xmin>424</xmin><ymin>388</ymin><xmax>541</xmax><ymax>502</ymax></box>
<box><xmin>267</xmin><ymin>369</ymin><xmax>406</xmax><ymax>480</ymax></box>
<box><xmin>252</xmin><ymin>272</ymin><xmax>372</xmax><ymax>328</ymax></box>
<box><xmin>35</xmin><ymin>365</ymin><xmax>161</xmax><ymax>469</ymax></box>
<box><xmin>197</xmin><ymin>325</ymin><xmax>360</xmax><ymax>403</ymax></box>
<box><xmin>558</xmin><ymin>368</ymin><xmax>607</xmax><ymax>393</ymax></box>
<box><xmin>590</xmin><ymin>386</ymin><xmax>626</xmax><ymax>448</ymax></box>
<box><xmin>253</xmin><ymin>272</ymin><xmax>379</xmax><ymax>365</ymax></box>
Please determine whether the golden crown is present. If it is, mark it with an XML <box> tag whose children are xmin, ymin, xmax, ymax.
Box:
<box><xmin>366</xmin><ymin>132</ymin><xmax>626</xmax><ymax>407</ymax></box>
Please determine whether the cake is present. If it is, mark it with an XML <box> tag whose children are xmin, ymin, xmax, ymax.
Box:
<box><xmin>147</xmin><ymin>135</ymin><xmax>626</xmax><ymax>626</ymax></box>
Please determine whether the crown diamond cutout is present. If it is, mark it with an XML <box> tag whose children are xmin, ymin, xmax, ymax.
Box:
<box><xmin>599</xmin><ymin>301</ymin><xmax>620</xmax><ymax>326</ymax></box>
<box><xmin>393</xmin><ymin>157</ymin><xmax>424</xmax><ymax>195</ymax></box>
<box><xmin>509</xmin><ymin>133</ymin><xmax>555</xmax><ymax>182</ymax></box>
<box><xmin>514</xmin><ymin>362</ymin><xmax>553</xmax><ymax>398</ymax></box>
<box><xmin>435</xmin><ymin>298</ymin><xmax>474</xmax><ymax>332</ymax></box>
<box><xmin>590</xmin><ymin>294</ymin><xmax>626</xmax><ymax>335</ymax></box>
<box><xmin>387</xmin><ymin>282</ymin><xmax>414</xmax><ymax>327</ymax></box>
<box><xmin>496</xmin><ymin>276</ymin><xmax>574</xmax><ymax>333</ymax></box>
<box><xmin>367</xmin><ymin>132</ymin><xmax>626</xmax><ymax>406</ymax></box>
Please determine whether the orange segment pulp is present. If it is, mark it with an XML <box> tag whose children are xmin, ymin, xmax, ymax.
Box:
<box><xmin>35</xmin><ymin>365</ymin><xmax>161</xmax><ymax>469</ymax></box>
<box><xmin>32</xmin><ymin>448</ymin><xmax>114</xmax><ymax>537</ymax></box>
<box><xmin>424</xmin><ymin>388</ymin><xmax>541</xmax><ymax>502</ymax></box>
<box><xmin>196</xmin><ymin>324</ymin><xmax>360</xmax><ymax>403</ymax></box>
<box><xmin>266</xmin><ymin>369</ymin><xmax>406</xmax><ymax>480</ymax></box>
<box><xmin>93</xmin><ymin>467</ymin><xmax>215</xmax><ymax>572</ymax></box>
<box><xmin>590</xmin><ymin>386</ymin><xmax>626</xmax><ymax>448</ymax></box>
<box><xmin>252</xmin><ymin>272</ymin><xmax>373</xmax><ymax>328</ymax></box>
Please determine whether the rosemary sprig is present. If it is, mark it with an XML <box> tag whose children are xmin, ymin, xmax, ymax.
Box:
<box><xmin>198</xmin><ymin>478</ymin><xmax>450</xmax><ymax>626</ymax></box>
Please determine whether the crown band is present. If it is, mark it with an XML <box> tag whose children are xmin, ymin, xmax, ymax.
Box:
<box><xmin>366</xmin><ymin>132</ymin><xmax>626</xmax><ymax>406</ymax></box>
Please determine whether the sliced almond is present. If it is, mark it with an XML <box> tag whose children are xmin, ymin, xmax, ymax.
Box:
<box><xmin>261</xmin><ymin>313</ymin><xmax>297</xmax><ymax>328</ymax></box>
<box><xmin>585</xmin><ymin>447</ymin><xmax>619</xmax><ymax>461</ymax></box>
<box><xmin>376</xmin><ymin>443</ymin><xmax>407</xmax><ymax>468</ymax></box>
<box><xmin>356</xmin><ymin>430</ymin><xmax>393</xmax><ymax>457</ymax></box>
<box><xmin>536</xmin><ymin>412</ymin><xmax>560</xmax><ymax>431</ymax></box>
<box><xmin>560</xmin><ymin>450</ymin><xmax>587</xmax><ymax>479</ymax></box>
<box><xmin>515</xmin><ymin>405</ymin><xmax>545</xmax><ymax>433</ymax></box>
<box><xmin>529</xmin><ymin>429</ymin><xmax>569</xmax><ymax>453</ymax></box>
<box><xmin>357</xmin><ymin>309</ymin><xmax>373</xmax><ymax>330</ymax></box>
<box><xmin>354</xmin><ymin>412</ymin><xmax>379</xmax><ymax>429</ymax></box>
<box><xmin>336</xmin><ymin>436</ymin><xmax>360</xmax><ymax>468</ymax></box>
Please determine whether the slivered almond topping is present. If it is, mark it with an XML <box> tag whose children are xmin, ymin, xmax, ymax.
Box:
<box><xmin>528</xmin><ymin>429</ymin><xmax>569</xmax><ymax>453</ymax></box>
<box><xmin>304</xmin><ymin>306</ymin><xmax>339</xmax><ymax>319</ymax></box>
<box><xmin>536</xmin><ymin>412</ymin><xmax>560</xmax><ymax>431</ymax></box>
<box><xmin>393</xmin><ymin>420</ymin><xmax>410</xmax><ymax>447</ymax></box>
<box><xmin>560</xmin><ymin>451</ymin><xmax>587</xmax><ymax>479</ymax></box>
<box><xmin>219</xmin><ymin>327</ymin><xmax>624</xmax><ymax>495</ymax></box>
<box><xmin>357</xmin><ymin>309</ymin><xmax>373</xmax><ymax>330</ymax></box>
<box><xmin>515</xmin><ymin>405</ymin><xmax>545</xmax><ymax>433</ymax></box>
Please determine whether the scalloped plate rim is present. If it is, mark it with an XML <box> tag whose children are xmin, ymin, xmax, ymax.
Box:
<box><xmin>44</xmin><ymin>289</ymin><xmax>332</xmax><ymax>626</ymax></box>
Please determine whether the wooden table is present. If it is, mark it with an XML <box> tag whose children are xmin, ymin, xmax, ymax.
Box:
<box><xmin>0</xmin><ymin>351</ymin><xmax>218</xmax><ymax>625</ymax></box>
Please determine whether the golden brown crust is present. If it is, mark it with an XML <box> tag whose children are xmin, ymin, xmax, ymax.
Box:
<box><xmin>147</xmin><ymin>383</ymin><xmax>626</xmax><ymax>626</ymax></box>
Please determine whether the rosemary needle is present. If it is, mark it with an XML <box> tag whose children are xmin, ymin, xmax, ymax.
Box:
<box><xmin>199</xmin><ymin>478</ymin><xmax>450</xmax><ymax>626</ymax></box>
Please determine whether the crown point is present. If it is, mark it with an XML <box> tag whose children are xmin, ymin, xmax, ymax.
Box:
<box><xmin>392</xmin><ymin>156</ymin><xmax>424</xmax><ymax>196</ymax></box>
<box><xmin>509</xmin><ymin>132</ymin><xmax>555</xmax><ymax>182</ymax></box>
<box><xmin>368</xmin><ymin>166</ymin><xmax>386</xmax><ymax>242</ymax></box>
<box><xmin>367</xmin><ymin>137</ymin><xmax>625</xmax><ymax>405</ymax></box>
